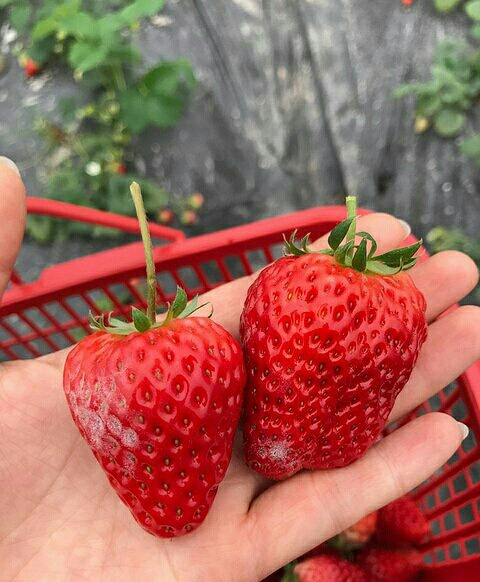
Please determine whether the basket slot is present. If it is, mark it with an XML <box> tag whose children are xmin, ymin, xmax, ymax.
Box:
<box><xmin>223</xmin><ymin>255</ymin><xmax>249</xmax><ymax>279</ymax></box>
<box><xmin>34</xmin><ymin>305</ymin><xmax>77</xmax><ymax>345</ymax></box>
<box><xmin>215</xmin><ymin>258</ymin><xmax>234</xmax><ymax>282</ymax></box>
<box><xmin>197</xmin><ymin>261</ymin><xmax>226</xmax><ymax>287</ymax></box>
<box><xmin>262</xmin><ymin>245</ymin><xmax>275</xmax><ymax>264</ymax></box>
<box><xmin>245</xmin><ymin>249</ymin><xmax>268</xmax><ymax>272</ymax></box>
<box><xmin>123</xmin><ymin>280</ymin><xmax>147</xmax><ymax>310</ymax></box>
<box><xmin>57</xmin><ymin>299</ymin><xmax>91</xmax><ymax>334</ymax></box>
<box><xmin>422</xmin><ymin>502</ymin><xmax>480</xmax><ymax>550</ymax></box>
<box><xmin>0</xmin><ymin>318</ymin><xmax>42</xmax><ymax>358</ymax></box>
<box><xmin>17</xmin><ymin>311</ymin><xmax>61</xmax><ymax>352</ymax></box>
<box><xmin>239</xmin><ymin>252</ymin><xmax>253</xmax><ymax>275</ymax></box>
<box><xmin>192</xmin><ymin>264</ymin><xmax>211</xmax><ymax>291</ymax></box>
<box><xmin>423</xmin><ymin>530</ymin><xmax>480</xmax><ymax>566</ymax></box>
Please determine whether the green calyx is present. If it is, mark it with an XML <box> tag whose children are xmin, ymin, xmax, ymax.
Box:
<box><xmin>283</xmin><ymin>195</ymin><xmax>422</xmax><ymax>275</ymax></box>
<box><xmin>89</xmin><ymin>287</ymin><xmax>209</xmax><ymax>336</ymax></box>
<box><xmin>89</xmin><ymin>181</ymin><xmax>211</xmax><ymax>336</ymax></box>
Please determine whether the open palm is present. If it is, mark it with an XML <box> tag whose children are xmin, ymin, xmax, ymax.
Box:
<box><xmin>1</xmin><ymin>166</ymin><xmax>479</xmax><ymax>582</ymax></box>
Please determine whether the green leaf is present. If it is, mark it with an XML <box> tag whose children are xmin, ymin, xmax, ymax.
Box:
<box><xmin>0</xmin><ymin>0</ymin><xmax>14</xmax><ymax>8</ymax></box>
<box><xmin>119</xmin><ymin>0</ymin><xmax>165</xmax><ymax>25</ymax></box>
<box><xmin>10</xmin><ymin>2</ymin><xmax>31</xmax><ymax>33</ymax></box>
<box><xmin>470</xmin><ymin>24</ymin><xmax>480</xmax><ymax>39</ymax></box>
<box><xmin>132</xmin><ymin>307</ymin><xmax>151</xmax><ymax>332</ymax></box>
<box><xmin>460</xmin><ymin>134</ymin><xmax>480</xmax><ymax>157</ymax></box>
<box><xmin>434</xmin><ymin>0</ymin><xmax>462</xmax><ymax>13</ymax></box>
<box><xmin>433</xmin><ymin>109</ymin><xmax>466</xmax><ymax>137</ymax></box>
<box><xmin>365</xmin><ymin>261</ymin><xmax>403</xmax><ymax>276</ymax></box>
<box><xmin>352</xmin><ymin>238</ymin><xmax>367</xmax><ymax>272</ymax></box>
<box><xmin>466</xmin><ymin>0</ymin><xmax>480</xmax><ymax>20</ymax></box>
<box><xmin>356</xmin><ymin>231</ymin><xmax>377</xmax><ymax>258</ymax></box>
<box><xmin>327</xmin><ymin>218</ymin><xmax>354</xmax><ymax>251</ymax></box>
<box><xmin>373</xmin><ymin>241</ymin><xmax>422</xmax><ymax>267</ymax></box>
<box><xmin>32</xmin><ymin>17</ymin><xmax>58</xmax><ymax>41</ymax></box>
<box><xmin>171</xmin><ymin>287</ymin><xmax>188</xmax><ymax>317</ymax></box>
<box><xmin>68</xmin><ymin>40</ymin><xmax>109</xmax><ymax>72</ymax></box>
<box><xmin>60</xmin><ymin>12</ymin><xmax>98</xmax><ymax>39</ymax></box>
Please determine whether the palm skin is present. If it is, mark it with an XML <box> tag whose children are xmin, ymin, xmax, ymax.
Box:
<box><xmin>1</xmin><ymin>166</ymin><xmax>479</xmax><ymax>582</ymax></box>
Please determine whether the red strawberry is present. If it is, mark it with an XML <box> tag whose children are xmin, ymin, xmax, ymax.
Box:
<box><xmin>295</xmin><ymin>555</ymin><xmax>367</xmax><ymax>582</ymax></box>
<box><xmin>24</xmin><ymin>58</ymin><xmax>40</xmax><ymax>77</ymax></box>
<box><xmin>181</xmin><ymin>209</ymin><xmax>198</xmax><ymax>225</ymax></box>
<box><xmin>63</xmin><ymin>183</ymin><xmax>246</xmax><ymax>537</ymax></box>
<box><xmin>114</xmin><ymin>162</ymin><xmax>127</xmax><ymax>175</ymax></box>
<box><xmin>338</xmin><ymin>511</ymin><xmax>378</xmax><ymax>549</ymax></box>
<box><xmin>158</xmin><ymin>208</ymin><xmax>174</xmax><ymax>225</ymax></box>
<box><xmin>188</xmin><ymin>192</ymin><xmax>205</xmax><ymax>209</ymax></box>
<box><xmin>377</xmin><ymin>496</ymin><xmax>430</xmax><ymax>546</ymax></box>
<box><xmin>241</xmin><ymin>196</ymin><xmax>427</xmax><ymax>479</ymax></box>
<box><xmin>357</xmin><ymin>548</ymin><xmax>423</xmax><ymax>582</ymax></box>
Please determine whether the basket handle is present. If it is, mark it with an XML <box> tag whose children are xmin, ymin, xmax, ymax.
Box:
<box><xmin>26</xmin><ymin>197</ymin><xmax>185</xmax><ymax>242</ymax></box>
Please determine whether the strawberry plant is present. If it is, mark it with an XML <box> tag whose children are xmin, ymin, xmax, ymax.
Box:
<box><xmin>0</xmin><ymin>0</ymin><xmax>202</xmax><ymax>241</ymax></box>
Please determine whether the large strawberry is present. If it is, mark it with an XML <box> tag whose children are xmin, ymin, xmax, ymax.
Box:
<box><xmin>376</xmin><ymin>496</ymin><xmax>430</xmax><ymax>547</ymax></box>
<box><xmin>241</xmin><ymin>196</ymin><xmax>427</xmax><ymax>479</ymax></box>
<box><xmin>356</xmin><ymin>548</ymin><xmax>424</xmax><ymax>582</ymax></box>
<box><xmin>63</xmin><ymin>183</ymin><xmax>246</xmax><ymax>537</ymax></box>
<box><xmin>294</xmin><ymin>554</ymin><xmax>367</xmax><ymax>582</ymax></box>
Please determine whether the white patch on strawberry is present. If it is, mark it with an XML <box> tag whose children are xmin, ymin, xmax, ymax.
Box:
<box><xmin>107</xmin><ymin>415</ymin><xmax>122</xmax><ymax>436</ymax></box>
<box><xmin>121</xmin><ymin>428</ymin><xmax>139</xmax><ymax>449</ymax></box>
<box><xmin>77</xmin><ymin>408</ymin><xmax>106</xmax><ymax>450</ymax></box>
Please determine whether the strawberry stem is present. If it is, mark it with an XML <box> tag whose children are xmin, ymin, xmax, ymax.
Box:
<box><xmin>130</xmin><ymin>182</ymin><xmax>157</xmax><ymax>324</ymax></box>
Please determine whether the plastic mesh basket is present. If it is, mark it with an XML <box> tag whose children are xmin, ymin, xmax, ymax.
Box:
<box><xmin>1</xmin><ymin>197</ymin><xmax>479</xmax><ymax>579</ymax></box>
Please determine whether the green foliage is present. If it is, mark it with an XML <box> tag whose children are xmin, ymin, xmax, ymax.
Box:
<box><xmin>426</xmin><ymin>227</ymin><xmax>480</xmax><ymax>302</ymax></box>
<box><xmin>4</xmin><ymin>0</ymin><xmax>197</xmax><ymax>242</ymax></box>
<box><xmin>395</xmin><ymin>42</ymin><xmax>480</xmax><ymax>138</ymax></box>
<box><xmin>434</xmin><ymin>0</ymin><xmax>463</xmax><ymax>12</ymax></box>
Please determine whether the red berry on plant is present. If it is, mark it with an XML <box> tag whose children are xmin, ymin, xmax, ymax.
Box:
<box><xmin>181</xmin><ymin>209</ymin><xmax>198</xmax><ymax>225</ymax></box>
<box><xmin>115</xmin><ymin>162</ymin><xmax>127</xmax><ymax>175</ymax></box>
<box><xmin>337</xmin><ymin>511</ymin><xmax>378</xmax><ymax>549</ymax></box>
<box><xmin>188</xmin><ymin>192</ymin><xmax>204</xmax><ymax>209</ymax></box>
<box><xmin>158</xmin><ymin>209</ymin><xmax>174</xmax><ymax>225</ymax></box>
<box><xmin>241</xmin><ymin>196</ymin><xmax>427</xmax><ymax>480</ymax></box>
<box><xmin>24</xmin><ymin>58</ymin><xmax>40</xmax><ymax>77</ymax></box>
<box><xmin>63</xmin><ymin>183</ymin><xmax>246</xmax><ymax>538</ymax></box>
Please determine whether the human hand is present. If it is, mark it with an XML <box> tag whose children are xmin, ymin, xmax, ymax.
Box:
<box><xmin>1</xmin><ymin>162</ymin><xmax>479</xmax><ymax>581</ymax></box>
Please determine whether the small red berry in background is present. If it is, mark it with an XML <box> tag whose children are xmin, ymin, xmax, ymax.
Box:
<box><xmin>188</xmin><ymin>192</ymin><xmax>204</xmax><ymax>209</ymax></box>
<box><xmin>158</xmin><ymin>208</ymin><xmax>174</xmax><ymax>225</ymax></box>
<box><xmin>402</xmin><ymin>0</ymin><xmax>414</xmax><ymax>6</ymax></box>
<box><xmin>180</xmin><ymin>209</ymin><xmax>198</xmax><ymax>225</ymax></box>
<box><xmin>24</xmin><ymin>58</ymin><xmax>40</xmax><ymax>78</ymax></box>
<box><xmin>114</xmin><ymin>162</ymin><xmax>127</xmax><ymax>175</ymax></box>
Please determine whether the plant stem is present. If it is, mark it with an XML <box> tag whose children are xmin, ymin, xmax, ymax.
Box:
<box><xmin>130</xmin><ymin>182</ymin><xmax>157</xmax><ymax>323</ymax></box>
<box><xmin>345</xmin><ymin>195</ymin><xmax>357</xmax><ymax>263</ymax></box>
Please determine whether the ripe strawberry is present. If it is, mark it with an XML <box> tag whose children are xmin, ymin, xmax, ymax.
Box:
<box><xmin>294</xmin><ymin>555</ymin><xmax>367</xmax><ymax>582</ymax></box>
<box><xmin>181</xmin><ymin>209</ymin><xmax>198</xmax><ymax>225</ymax></box>
<box><xmin>24</xmin><ymin>58</ymin><xmax>40</xmax><ymax>77</ymax></box>
<box><xmin>114</xmin><ymin>162</ymin><xmax>127</xmax><ymax>175</ymax></box>
<box><xmin>241</xmin><ymin>196</ymin><xmax>427</xmax><ymax>479</ymax></box>
<box><xmin>357</xmin><ymin>548</ymin><xmax>423</xmax><ymax>582</ymax></box>
<box><xmin>63</xmin><ymin>183</ymin><xmax>246</xmax><ymax>537</ymax></box>
<box><xmin>337</xmin><ymin>511</ymin><xmax>378</xmax><ymax>549</ymax></box>
<box><xmin>377</xmin><ymin>496</ymin><xmax>430</xmax><ymax>547</ymax></box>
<box><xmin>188</xmin><ymin>192</ymin><xmax>205</xmax><ymax>209</ymax></box>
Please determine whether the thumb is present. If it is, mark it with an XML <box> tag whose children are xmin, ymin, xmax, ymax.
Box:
<box><xmin>0</xmin><ymin>157</ymin><xmax>27</xmax><ymax>298</ymax></box>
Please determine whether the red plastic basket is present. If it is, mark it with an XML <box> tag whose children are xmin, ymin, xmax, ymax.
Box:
<box><xmin>1</xmin><ymin>197</ymin><xmax>479</xmax><ymax>580</ymax></box>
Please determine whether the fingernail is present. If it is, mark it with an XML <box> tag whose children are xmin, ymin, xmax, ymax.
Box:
<box><xmin>397</xmin><ymin>219</ymin><xmax>411</xmax><ymax>238</ymax></box>
<box><xmin>457</xmin><ymin>422</ymin><xmax>469</xmax><ymax>441</ymax></box>
<box><xmin>0</xmin><ymin>156</ymin><xmax>21</xmax><ymax>176</ymax></box>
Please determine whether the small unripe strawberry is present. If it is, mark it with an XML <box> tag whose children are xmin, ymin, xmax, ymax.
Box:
<box><xmin>114</xmin><ymin>162</ymin><xmax>127</xmax><ymax>175</ymax></box>
<box><xmin>158</xmin><ymin>209</ymin><xmax>174</xmax><ymax>225</ymax></box>
<box><xmin>180</xmin><ymin>210</ymin><xmax>197</xmax><ymax>225</ymax></box>
<box><xmin>24</xmin><ymin>58</ymin><xmax>40</xmax><ymax>77</ymax></box>
<box><xmin>188</xmin><ymin>192</ymin><xmax>204</xmax><ymax>209</ymax></box>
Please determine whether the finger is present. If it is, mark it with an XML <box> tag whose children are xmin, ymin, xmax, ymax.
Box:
<box><xmin>201</xmin><ymin>212</ymin><xmax>408</xmax><ymax>338</ymax></box>
<box><xmin>246</xmin><ymin>413</ymin><xmax>464</xmax><ymax>579</ymax></box>
<box><xmin>389</xmin><ymin>305</ymin><xmax>480</xmax><ymax>423</ymax></box>
<box><xmin>409</xmin><ymin>251</ymin><xmax>479</xmax><ymax>322</ymax></box>
<box><xmin>0</xmin><ymin>158</ymin><xmax>26</xmax><ymax>299</ymax></box>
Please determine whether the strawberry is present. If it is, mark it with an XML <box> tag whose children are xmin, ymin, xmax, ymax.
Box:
<box><xmin>63</xmin><ymin>183</ymin><xmax>246</xmax><ymax>537</ymax></box>
<box><xmin>377</xmin><ymin>496</ymin><xmax>430</xmax><ymax>547</ymax></box>
<box><xmin>357</xmin><ymin>548</ymin><xmax>423</xmax><ymax>582</ymax></box>
<box><xmin>114</xmin><ymin>162</ymin><xmax>127</xmax><ymax>175</ymax></box>
<box><xmin>337</xmin><ymin>511</ymin><xmax>378</xmax><ymax>549</ymax></box>
<box><xmin>241</xmin><ymin>196</ymin><xmax>427</xmax><ymax>479</ymax></box>
<box><xmin>181</xmin><ymin>209</ymin><xmax>198</xmax><ymax>225</ymax></box>
<box><xmin>294</xmin><ymin>555</ymin><xmax>367</xmax><ymax>582</ymax></box>
<box><xmin>188</xmin><ymin>192</ymin><xmax>205</xmax><ymax>209</ymax></box>
<box><xmin>158</xmin><ymin>208</ymin><xmax>174</xmax><ymax>225</ymax></box>
<box><xmin>24</xmin><ymin>58</ymin><xmax>40</xmax><ymax>77</ymax></box>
